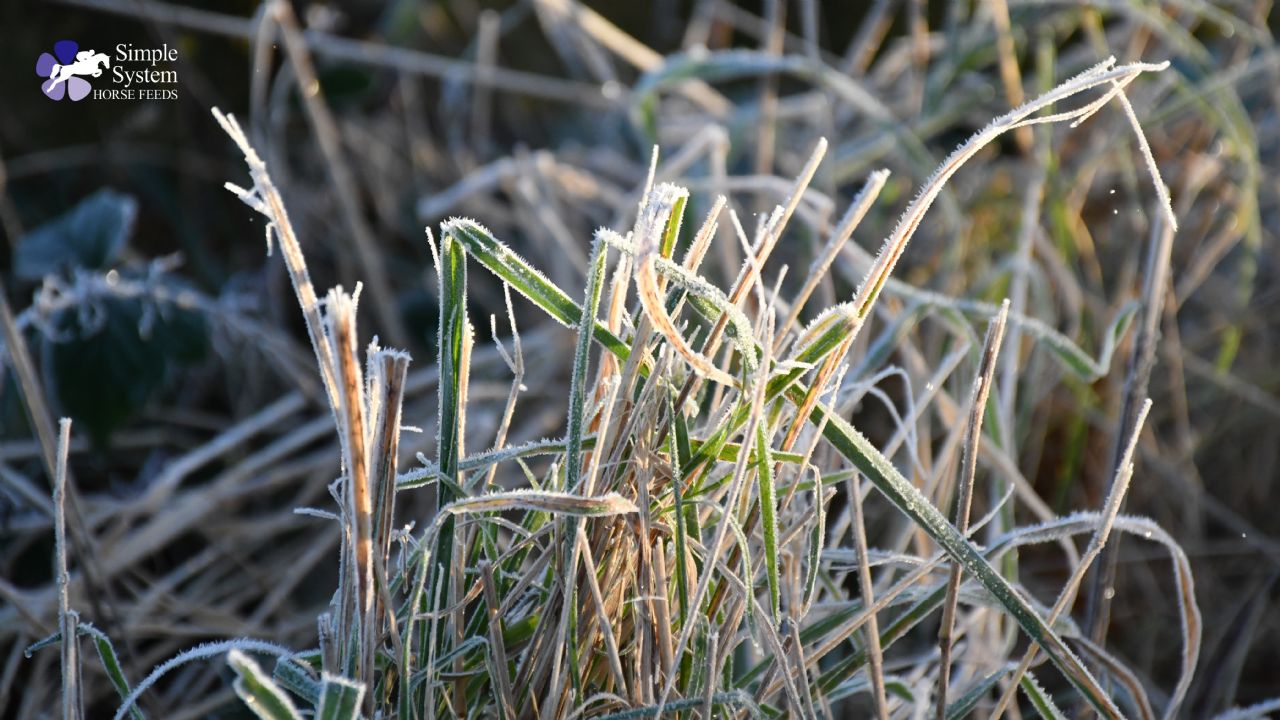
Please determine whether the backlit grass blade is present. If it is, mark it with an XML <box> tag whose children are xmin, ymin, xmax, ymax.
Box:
<box><xmin>550</xmin><ymin>232</ymin><xmax>608</xmax><ymax>712</ymax></box>
<box><xmin>228</xmin><ymin>649</ymin><xmax>302</xmax><ymax>720</ymax></box>
<box><xmin>634</xmin><ymin>184</ymin><xmax>739</xmax><ymax>386</ymax></box>
<box><xmin>442</xmin><ymin>218</ymin><xmax>630</xmax><ymax>361</ymax></box>
<box><xmin>566</xmin><ymin>235</ymin><xmax>608</xmax><ymax>492</ymax></box>
<box><xmin>755</xmin><ymin>423</ymin><xmax>780</xmax><ymax>624</ymax></box>
<box><xmin>273</xmin><ymin>657</ymin><xmax>321</xmax><ymax>706</ymax></box>
<box><xmin>436</xmin><ymin>229</ymin><xmax>468</xmax><ymax>496</ymax></box>
<box><xmin>801</xmin><ymin>467</ymin><xmax>824</xmax><ymax>614</ymax></box>
<box><xmin>427</xmin><ymin>227</ymin><xmax>468</xmax><ymax>713</ymax></box>
<box><xmin>1022</xmin><ymin>672</ymin><xmax>1070</xmax><ymax>720</ymax></box>
<box><xmin>659</xmin><ymin>192</ymin><xmax>687</xmax><ymax>259</ymax></box>
<box><xmin>317</xmin><ymin>673</ymin><xmax>365</xmax><ymax>720</ymax></box>
<box><xmin>667</xmin><ymin>398</ymin><xmax>691</xmax><ymax>626</ymax></box>
<box><xmin>600</xmin><ymin>227</ymin><xmax>758</xmax><ymax>374</ymax></box>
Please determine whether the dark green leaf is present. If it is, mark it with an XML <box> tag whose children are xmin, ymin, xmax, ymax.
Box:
<box><xmin>46</xmin><ymin>298</ymin><xmax>166</xmax><ymax>444</ymax></box>
<box><xmin>44</xmin><ymin>293</ymin><xmax>206</xmax><ymax>444</ymax></box>
<box><xmin>15</xmin><ymin>189</ymin><xmax>136</xmax><ymax>279</ymax></box>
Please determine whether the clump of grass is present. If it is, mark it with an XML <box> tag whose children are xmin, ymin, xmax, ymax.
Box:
<box><xmin>22</xmin><ymin>53</ymin><xmax>1218</xmax><ymax>719</ymax></box>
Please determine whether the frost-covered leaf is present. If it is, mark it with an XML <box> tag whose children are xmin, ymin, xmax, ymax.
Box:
<box><xmin>15</xmin><ymin>189</ymin><xmax>136</xmax><ymax>280</ymax></box>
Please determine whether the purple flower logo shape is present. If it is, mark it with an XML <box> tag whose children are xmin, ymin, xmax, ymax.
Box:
<box><xmin>36</xmin><ymin>40</ymin><xmax>109</xmax><ymax>101</ymax></box>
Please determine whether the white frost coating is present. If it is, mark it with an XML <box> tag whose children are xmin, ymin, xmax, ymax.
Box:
<box><xmin>228</xmin><ymin>649</ymin><xmax>301</xmax><ymax>718</ymax></box>
<box><xmin>602</xmin><ymin>229</ymin><xmax>758</xmax><ymax>370</ymax></box>
<box><xmin>318</xmin><ymin>672</ymin><xmax>367</xmax><ymax>716</ymax></box>
<box><xmin>792</xmin><ymin>302</ymin><xmax>857</xmax><ymax>358</ymax></box>
<box><xmin>425</xmin><ymin>226</ymin><xmax>441</xmax><ymax>277</ymax></box>
<box><xmin>114</xmin><ymin>638</ymin><xmax>296</xmax><ymax>720</ymax></box>
<box><xmin>437</xmin><ymin>488</ymin><xmax>638</xmax><ymax>520</ymax></box>
<box><xmin>1019</xmin><ymin>671</ymin><xmax>1067</xmax><ymax>719</ymax></box>
<box><xmin>633</xmin><ymin>184</ymin><xmax>743</xmax><ymax>386</ymax></box>
<box><xmin>991</xmin><ymin>400</ymin><xmax>1148</xmax><ymax>718</ymax></box>
<box><xmin>988</xmin><ymin>512</ymin><xmax>1200</xmax><ymax>720</ymax></box>
<box><xmin>213</xmin><ymin>108</ymin><xmax>341</xmax><ymax>429</ymax></box>
<box><xmin>442</xmin><ymin>217</ymin><xmax>577</xmax><ymax>328</ymax></box>
<box><xmin>565</xmin><ymin>234</ymin><xmax>607</xmax><ymax>493</ymax></box>
<box><xmin>293</xmin><ymin>507</ymin><xmax>340</xmax><ymax>521</ymax></box>
<box><xmin>403</xmin><ymin>490</ymin><xmax>638</xmax><ymax>627</ymax></box>
<box><xmin>640</xmin><ymin>145</ymin><xmax>660</xmax><ymax>211</ymax></box>
<box><xmin>851</xmin><ymin>57</ymin><xmax>1174</xmax><ymax>325</ymax></box>
<box><xmin>1113</xmin><ymin>86</ymin><xmax>1179</xmax><ymax>231</ymax></box>
<box><xmin>780</xmin><ymin>168</ymin><xmax>891</xmax><ymax>344</ymax></box>
<box><xmin>397</xmin><ymin>435</ymin><xmax>597</xmax><ymax>486</ymax></box>
<box><xmin>1213</xmin><ymin>698</ymin><xmax>1280</xmax><ymax>720</ymax></box>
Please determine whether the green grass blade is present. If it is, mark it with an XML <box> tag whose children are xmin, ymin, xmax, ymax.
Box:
<box><xmin>436</xmin><ymin>229</ymin><xmax>467</xmax><ymax>495</ymax></box>
<box><xmin>796</xmin><ymin>392</ymin><xmax>1123</xmax><ymax>718</ymax></box>
<box><xmin>566</xmin><ymin>236</ymin><xmax>608</xmax><ymax>492</ymax></box>
<box><xmin>228</xmin><ymin>649</ymin><xmax>303</xmax><ymax>720</ymax></box>
<box><xmin>826</xmin><ymin>673</ymin><xmax>916</xmax><ymax>703</ymax></box>
<box><xmin>755</xmin><ymin>423</ymin><xmax>780</xmax><ymax>624</ymax></box>
<box><xmin>723</xmin><ymin>507</ymin><xmax>761</xmax><ymax>650</ymax></box>
<box><xmin>944</xmin><ymin>666</ymin><xmax>1009</xmax><ymax>720</ymax></box>
<box><xmin>429</xmin><ymin>227</ymin><xmax>468</xmax><ymax>711</ymax></box>
<box><xmin>801</xmin><ymin>467</ymin><xmax>825</xmax><ymax>613</ymax></box>
<box><xmin>83</xmin><ymin>625</ymin><xmax>144</xmax><ymax>720</ymax></box>
<box><xmin>556</xmin><ymin>232</ymin><xmax>608</xmax><ymax>713</ymax></box>
<box><xmin>443</xmin><ymin>219</ymin><xmax>631</xmax><ymax>361</ymax></box>
<box><xmin>667</xmin><ymin>398</ymin><xmax>691</xmax><ymax>626</ymax></box>
<box><xmin>868</xmin><ymin>281</ymin><xmax>1139</xmax><ymax>381</ymax></box>
<box><xmin>790</xmin><ymin>304</ymin><xmax>859</xmax><ymax>367</ymax></box>
<box><xmin>810</xmin><ymin>584</ymin><xmax>946</xmax><ymax>694</ymax></box>
<box><xmin>1021</xmin><ymin>671</ymin><xmax>1070</xmax><ymax>720</ymax></box>
<box><xmin>691</xmin><ymin>440</ymin><xmax>803</xmax><ymax>465</ymax></box>
<box><xmin>660</xmin><ymin>193</ymin><xmax>687</xmax><ymax>258</ymax></box>
<box><xmin>25</xmin><ymin>625</ymin><xmax>144</xmax><ymax>720</ymax></box>
<box><xmin>600</xmin><ymin>230</ymin><xmax>758</xmax><ymax>374</ymax></box>
<box><xmin>317</xmin><ymin>673</ymin><xmax>366</xmax><ymax>720</ymax></box>
<box><xmin>273</xmin><ymin>657</ymin><xmax>321</xmax><ymax>706</ymax></box>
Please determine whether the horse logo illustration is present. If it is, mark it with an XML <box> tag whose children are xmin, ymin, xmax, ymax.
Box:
<box><xmin>36</xmin><ymin>40</ymin><xmax>109</xmax><ymax>101</ymax></box>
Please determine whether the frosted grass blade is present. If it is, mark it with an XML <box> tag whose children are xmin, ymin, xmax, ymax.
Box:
<box><xmin>754</xmin><ymin>423</ymin><xmax>780</xmax><ymax>623</ymax></box>
<box><xmin>317</xmin><ymin>674</ymin><xmax>365</xmax><ymax>720</ymax></box>
<box><xmin>443</xmin><ymin>219</ymin><xmax>630</xmax><ymax>361</ymax></box>
<box><xmin>228</xmin><ymin>649</ymin><xmax>303</xmax><ymax>720</ymax></box>
<box><xmin>797</xmin><ymin>393</ymin><xmax>1124</xmax><ymax>718</ymax></box>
